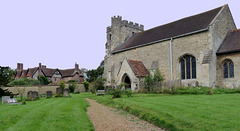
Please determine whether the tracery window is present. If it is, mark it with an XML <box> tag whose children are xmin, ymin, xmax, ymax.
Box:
<box><xmin>180</xmin><ymin>55</ymin><xmax>196</xmax><ymax>79</ymax></box>
<box><xmin>223</xmin><ymin>60</ymin><xmax>234</xmax><ymax>78</ymax></box>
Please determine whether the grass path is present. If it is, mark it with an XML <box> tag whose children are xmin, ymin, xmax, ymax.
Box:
<box><xmin>0</xmin><ymin>94</ymin><xmax>94</xmax><ymax>131</ymax></box>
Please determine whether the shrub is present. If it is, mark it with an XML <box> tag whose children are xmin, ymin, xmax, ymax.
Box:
<box><xmin>38</xmin><ymin>75</ymin><xmax>50</xmax><ymax>85</ymax></box>
<box><xmin>144</xmin><ymin>69</ymin><xmax>164</xmax><ymax>92</ymax></box>
<box><xmin>69</xmin><ymin>84</ymin><xmax>76</xmax><ymax>93</ymax></box>
<box><xmin>67</xmin><ymin>80</ymin><xmax>76</xmax><ymax>83</ymax></box>
<box><xmin>93</xmin><ymin>78</ymin><xmax>106</xmax><ymax>90</ymax></box>
<box><xmin>123</xmin><ymin>89</ymin><xmax>132</xmax><ymax>97</ymax></box>
<box><xmin>83</xmin><ymin>81</ymin><xmax>89</xmax><ymax>92</ymax></box>
<box><xmin>59</xmin><ymin>81</ymin><xmax>65</xmax><ymax>90</ymax></box>
<box><xmin>22</xmin><ymin>100</ymin><xmax>26</xmax><ymax>105</ymax></box>
<box><xmin>54</xmin><ymin>94</ymin><xmax>63</xmax><ymax>97</ymax></box>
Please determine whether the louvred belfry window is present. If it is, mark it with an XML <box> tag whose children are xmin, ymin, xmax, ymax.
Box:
<box><xmin>180</xmin><ymin>55</ymin><xmax>196</xmax><ymax>80</ymax></box>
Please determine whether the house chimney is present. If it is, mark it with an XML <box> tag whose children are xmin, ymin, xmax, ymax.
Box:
<box><xmin>75</xmin><ymin>62</ymin><xmax>79</xmax><ymax>70</ymax></box>
<box><xmin>39</xmin><ymin>63</ymin><xmax>42</xmax><ymax>77</ymax></box>
<box><xmin>42</xmin><ymin>65</ymin><xmax>46</xmax><ymax>69</ymax></box>
<box><xmin>17</xmin><ymin>63</ymin><xmax>23</xmax><ymax>71</ymax></box>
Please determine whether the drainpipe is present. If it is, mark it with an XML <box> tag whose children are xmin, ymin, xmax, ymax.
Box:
<box><xmin>170</xmin><ymin>38</ymin><xmax>173</xmax><ymax>81</ymax></box>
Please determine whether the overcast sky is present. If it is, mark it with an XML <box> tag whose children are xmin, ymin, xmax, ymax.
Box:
<box><xmin>0</xmin><ymin>0</ymin><xmax>239</xmax><ymax>70</ymax></box>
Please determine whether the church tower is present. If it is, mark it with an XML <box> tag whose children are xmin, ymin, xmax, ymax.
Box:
<box><xmin>104</xmin><ymin>16</ymin><xmax>144</xmax><ymax>86</ymax></box>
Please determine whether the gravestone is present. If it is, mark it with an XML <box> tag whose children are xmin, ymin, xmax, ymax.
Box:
<box><xmin>46</xmin><ymin>91</ymin><xmax>53</xmax><ymax>98</ymax></box>
<box><xmin>232</xmin><ymin>83</ymin><xmax>237</xmax><ymax>89</ymax></box>
<box><xmin>74</xmin><ymin>88</ymin><xmax>79</xmax><ymax>94</ymax></box>
<box><xmin>63</xmin><ymin>89</ymin><xmax>70</xmax><ymax>97</ymax></box>
<box><xmin>27</xmin><ymin>91</ymin><xmax>33</xmax><ymax>98</ymax></box>
<box><xmin>2</xmin><ymin>96</ymin><xmax>10</xmax><ymax>104</ymax></box>
<box><xmin>32</xmin><ymin>91</ymin><xmax>39</xmax><ymax>99</ymax></box>
<box><xmin>56</xmin><ymin>87</ymin><xmax>63</xmax><ymax>94</ymax></box>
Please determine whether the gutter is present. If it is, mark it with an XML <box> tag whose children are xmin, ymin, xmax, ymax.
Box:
<box><xmin>112</xmin><ymin>28</ymin><xmax>209</xmax><ymax>54</ymax></box>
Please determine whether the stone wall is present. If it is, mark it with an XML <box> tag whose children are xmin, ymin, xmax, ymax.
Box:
<box><xmin>108</xmin><ymin>31</ymin><xmax>211</xmax><ymax>87</ymax></box>
<box><xmin>209</xmin><ymin>5</ymin><xmax>237</xmax><ymax>87</ymax></box>
<box><xmin>2</xmin><ymin>84</ymin><xmax>86</xmax><ymax>96</ymax></box>
<box><xmin>217</xmin><ymin>53</ymin><xmax>240</xmax><ymax>88</ymax></box>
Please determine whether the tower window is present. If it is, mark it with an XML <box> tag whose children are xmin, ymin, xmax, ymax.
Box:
<box><xmin>132</xmin><ymin>32</ymin><xmax>135</xmax><ymax>35</ymax></box>
<box><xmin>180</xmin><ymin>55</ymin><xmax>196</xmax><ymax>80</ymax></box>
<box><xmin>109</xmin><ymin>34</ymin><xmax>112</xmax><ymax>41</ymax></box>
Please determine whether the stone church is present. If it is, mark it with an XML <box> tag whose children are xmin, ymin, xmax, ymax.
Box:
<box><xmin>103</xmin><ymin>4</ymin><xmax>240</xmax><ymax>90</ymax></box>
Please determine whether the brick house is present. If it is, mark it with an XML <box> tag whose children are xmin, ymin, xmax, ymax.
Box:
<box><xmin>15</xmin><ymin>63</ymin><xmax>84</xmax><ymax>84</ymax></box>
<box><xmin>104</xmin><ymin>4</ymin><xmax>240</xmax><ymax>90</ymax></box>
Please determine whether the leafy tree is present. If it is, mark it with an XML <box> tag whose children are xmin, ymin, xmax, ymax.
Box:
<box><xmin>59</xmin><ymin>81</ymin><xmax>65</xmax><ymax>90</ymax></box>
<box><xmin>86</xmin><ymin>60</ymin><xmax>104</xmax><ymax>82</ymax></box>
<box><xmin>38</xmin><ymin>75</ymin><xmax>50</xmax><ymax>85</ymax></box>
<box><xmin>0</xmin><ymin>66</ymin><xmax>15</xmax><ymax>87</ymax></box>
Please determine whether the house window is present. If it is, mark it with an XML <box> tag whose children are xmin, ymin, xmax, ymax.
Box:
<box><xmin>223</xmin><ymin>60</ymin><xmax>234</xmax><ymax>78</ymax></box>
<box><xmin>180</xmin><ymin>55</ymin><xmax>196</xmax><ymax>79</ymax></box>
<box><xmin>55</xmin><ymin>78</ymin><xmax>57</xmax><ymax>81</ymax></box>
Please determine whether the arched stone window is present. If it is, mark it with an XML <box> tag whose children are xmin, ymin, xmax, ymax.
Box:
<box><xmin>180</xmin><ymin>55</ymin><xmax>196</xmax><ymax>80</ymax></box>
<box><xmin>223</xmin><ymin>60</ymin><xmax>234</xmax><ymax>78</ymax></box>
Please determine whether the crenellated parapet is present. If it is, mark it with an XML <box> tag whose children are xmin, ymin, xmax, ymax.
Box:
<box><xmin>121</xmin><ymin>20</ymin><xmax>144</xmax><ymax>31</ymax></box>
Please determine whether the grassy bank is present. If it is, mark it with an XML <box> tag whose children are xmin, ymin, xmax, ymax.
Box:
<box><xmin>89</xmin><ymin>93</ymin><xmax>240</xmax><ymax>131</ymax></box>
<box><xmin>0</xmin><ymin>94</ymin><xmax>94</xmax><ymax>131</ymax></box>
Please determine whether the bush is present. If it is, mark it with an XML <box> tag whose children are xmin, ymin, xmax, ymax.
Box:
<box><xmin>144</xmin><ymin>69</ymin><xmax>164</xmax><ymax>92</ymax></box>
<box><xmin>59</xmin><ymin>81</ymin><xmax>65</xmax><ymax>91</ymax></box>
<box><xmin>22</xmin><ymin>100</ymin><xmax>26</xmax><ymax>105</ymax></box>
<box><xmin>83</xmin><ymin>81</ymin><xmax>89</xmax><ymax>92</ymax></box>
<box><xmin>54</xmin><ymin>94</ymin><xmax>63</xmax><ymax>97</ymax></box>
<box><xmin>69</xmin><ymin>84</ymin><xmax>76</xmax><ymax>93</ymax></box>
<box><xmin>93</xmin><ymin>78</ymin><xmax>106</xmax><ymax>90</ymax></box>
<box><xmin>67</xmin><ymin>80</ymin><xmax>76</xmax><ymax>83</ymax></box>
<box><xmin>8</xmin><ymin>78</ymin><xmax>42</xmax><ymax>86</ymax></box>
<box><xmin>123</xmin><ymin>89</ymin><xmax>132</xmax><ymax>97</ymax></box>
<box><xmin>38</xmin><ymin>75</ymin><xmax>50</xmax><ymax>85</ymax></box>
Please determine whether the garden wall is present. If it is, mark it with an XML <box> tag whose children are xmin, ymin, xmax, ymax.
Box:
<box><xmin>2</xmin><ymin>84</ymin><xmax>86</xmax><ymax>96</ymax></box>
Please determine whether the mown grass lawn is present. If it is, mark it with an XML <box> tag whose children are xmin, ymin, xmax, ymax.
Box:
<box><xmin>0</xmin><ymin>94</ymin><xmax>94</xmax><ymax>131</ymax></box>
<box><xmin>89</xmin><ymin>93</ymin><xmax>240</xmax><ymax>131</ymax></box>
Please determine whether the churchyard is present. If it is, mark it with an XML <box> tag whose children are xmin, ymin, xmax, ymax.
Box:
<box><xmin>1</xmin><ymin>92</ymin><xmax>240</xmax><ymax>130</ymax></box>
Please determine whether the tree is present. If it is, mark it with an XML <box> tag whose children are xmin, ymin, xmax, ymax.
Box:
<box><xmin>86</xmin><ymin>60</ymin><xmax>104</xmax><ymax>82</ymax></box>
<box><xmin>0</xmin><ymin>66</ymin><xmax>15</xmax><ymax>87</ymax></box>
<box><xmin>38</xmin><ymin>75</ymin><xmax>51</xmax><ymax>85</ymax></box>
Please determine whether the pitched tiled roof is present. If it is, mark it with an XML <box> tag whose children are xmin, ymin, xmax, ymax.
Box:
<box><xmin>217</xmin><ymin>29</ymin><xmax>240</xmax><ymax>55</ymax></box>
<box><xmin>59</xmin><ymin>69</ymin><xmax>75</xmax><ymax>77</ymax></box>
<box><xmin>113</xmin><ymin>6</ymin><xmax>223</xmax><ymax>53</ymax></box>
<box><xmin>128</xmin><ymin>59</ymin><xmax>148</xmax><ymax>77</ymax></box>
<box><xmin>42</xmin><ymin>68</ymin><xmax>57</xmax><ymax>77</ymax></box>
<box><xmin>26</xmin><ymin>67</ymin><xmax>38</xmax><ymax>77</ymax></box>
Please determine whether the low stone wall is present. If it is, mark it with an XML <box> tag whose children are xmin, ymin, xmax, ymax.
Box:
<box><xmin>2</xmin><ymin>84</ymin><xmax>86</xmax><ymax>97</ymax></box>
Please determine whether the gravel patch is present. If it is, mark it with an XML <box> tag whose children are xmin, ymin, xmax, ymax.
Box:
<box><xmin>86</xmin><ymin>98</ymin><xmax>164</xmax><ymax>131</ymax></box>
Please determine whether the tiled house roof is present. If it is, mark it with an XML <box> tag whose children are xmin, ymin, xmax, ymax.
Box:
<box><xmin>42</xmin><ymin>68</ymin><xmax>57</xmax><ymax>77</ymax></box>
<box><xmin>128</xmin><ymin>59</ymin><xmax>148</xmax><ymax>77</ymax></box>
<box><xmin>217</xmin><ymin>29</ymin><xmax>240</xmax><ymax>55</ymax></box>
<box><xmin>113</xmin><ymin>6</ymin><xmax>223</xmax><ymax>53</ymax></box>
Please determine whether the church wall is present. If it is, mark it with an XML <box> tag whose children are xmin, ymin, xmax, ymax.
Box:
<box><xmin>110</xmin><ymin>31</ymin><xmax>211</xmax><ymax>87</ymax></box>
<box><xmin>172</xmin><ymin>31</ymin><xmax>211</xmax><ymax>86</ymax></box>
<box><xmin>217</xmin><ymin>53</ymin><xmax>240</xmax><ymax>88</ymax></box>
<box><xmin>209</xmin><ymin>5</ymin><xmax>237</xmax><ymax>87</ymax></box>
